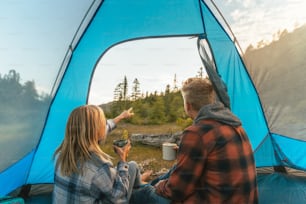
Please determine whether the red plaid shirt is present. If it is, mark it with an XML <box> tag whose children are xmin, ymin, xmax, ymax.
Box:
<box><xmin>155</xmin><ymin>119</ymin><xmax>258</xmax><ymax>204</ymax></box>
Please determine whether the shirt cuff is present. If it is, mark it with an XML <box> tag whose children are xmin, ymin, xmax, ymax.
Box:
<box><xmin>106</xmin><ymin>119</ymin><xmax>117</xmax><ymax>134</ymax></box>
<box><xmin>117</xmin><ymin>161</ymin><xmax>129</xmax><ymax>172</ymax></box>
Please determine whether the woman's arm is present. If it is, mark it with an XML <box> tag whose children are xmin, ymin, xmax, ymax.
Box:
<box><xmin>113</xmin><ymin>107</ymin><xmax>134</xmax><ymax>124</ymax></box>
<box><xmin>106</xmin><ymin>107</ymin><xmax>134</xmax><ymax>134</ymax></box>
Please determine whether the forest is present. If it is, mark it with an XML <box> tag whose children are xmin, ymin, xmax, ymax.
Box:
<box><xmin>0</xmin><ymin>70</ymin><xmax>51</xmax><ymax>124</ymax></box>
<box><xmin>0</xmin><ymin>70</ymin><xmax>51</xmax><ymax>170</ymax></box>
<box><xmin>0</xmin><ymin>69</ymin><xmax>192</xmax><ymax>143</ymax></box>
<box><xmin>2</xmin><ymin>24</ymin><xmax>305</xmax><ymax>142</ymax></box>
<box><xmin>0</xmin><ymin>70</ymin><xmax>51</xmax><ymax>126</ymax></box>
<box><xmin>101</xmin><ymin>75</ymin><xmax>193</xmax><ymax>128</ymax></box>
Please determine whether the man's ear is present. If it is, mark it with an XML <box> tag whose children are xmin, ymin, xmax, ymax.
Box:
<box><xmin>186</xmin><ymin>102</ymin><xmax>192</xmax><ymax>112</ymax></box>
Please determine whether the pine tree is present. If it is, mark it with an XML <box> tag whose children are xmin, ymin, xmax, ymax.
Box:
<box><xmin>113</xmin><ymin>76</ymin><xmax>129</xmax><ymax>102</ymax></box>
<box><xmin>123</xmin><ymin>76</ymin><xmax>128</xmax><ymax>101</ymax></box>
<box><xmin>131</xmin><ymin>78</ymin><xmax>141</xmax><ymax>100</ymax></box>
<box><xmin>173</xmin><ymin>74</ymin><xmax>178</xmax><ymax>92</ymax></box>
<box><xmin>165</xmin><ymin>84</ymin><xmax>171</xmax><ymax>95</ymax></box>
<box><xmin>113</xmin><ymin>83</ymin><xmax>123</xmax><ymax>101</ymax></box>
<box><xmin>197</xmin><ymin>67</ymin><xmax>204</xmax><ymax>78</ymax></box>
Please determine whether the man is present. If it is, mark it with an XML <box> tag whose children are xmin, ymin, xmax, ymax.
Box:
<box><xmin>154</xmin><ymin>77</ymin><xmax>258</xmax><ymax>203</ymax></box>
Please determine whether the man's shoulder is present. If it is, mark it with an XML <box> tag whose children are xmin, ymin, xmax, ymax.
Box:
<box><xmin>185</xmin><ymin>119</ymin><xmax>221</xmax><ymax>131</ymax></box>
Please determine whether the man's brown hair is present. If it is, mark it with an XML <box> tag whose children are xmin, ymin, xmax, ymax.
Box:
<box><xmin>181</xmin><ymin>77</ymin><xmax>216</xmax><ymax>111</ymax></box>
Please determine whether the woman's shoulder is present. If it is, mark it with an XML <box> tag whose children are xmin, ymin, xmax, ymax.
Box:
<box><xmin>84</xmin><ymin>154</ymin><xmax>113</xmax><ymax>172</ymax></box>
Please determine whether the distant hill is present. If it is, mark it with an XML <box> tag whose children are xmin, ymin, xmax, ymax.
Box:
<box><xmin>243</xmin><ymin>24</ymin><xmax>306</xmax><ymax>139</ymax></box>
<box><xmin>100</xmin><ymin>102</ymin><xmax>112</xmax><ymax>113</ymax></box>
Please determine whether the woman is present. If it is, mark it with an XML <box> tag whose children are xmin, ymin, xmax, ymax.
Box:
<box><xmin>52</xmin><ymin>105</ymin><xmax>143</xmax><ymax>204</ymax></box>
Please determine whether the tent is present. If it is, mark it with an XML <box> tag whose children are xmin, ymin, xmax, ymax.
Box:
<box><xmin>1</xmin><ymin>0</ymin><xmax>306</xmax><ymax>203</ymax></box>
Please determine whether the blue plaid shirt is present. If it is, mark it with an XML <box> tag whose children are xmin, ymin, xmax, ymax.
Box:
<box><xmin>53</xmin><ymin>120</ymin><xmax>130</xmax><ymax>204</ymax></box>
<box><xmin>106</xmin><ymin>119</ymin><xmax>116</xmax><ymax>135</ymax></box>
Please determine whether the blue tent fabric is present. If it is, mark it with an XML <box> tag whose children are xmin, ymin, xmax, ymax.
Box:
<box><xmin>0</xmin><ymin>151</ymin><xmax>34</xmax><ymax>197</ymax></box>
<box><xmin>271</xmin><ymin>133</ymin><xmax>306</xmax><ymax>169</ymax></box>
<box><xmin>257</xmin><ymin>173</ymin><xmax>306</xmax><ymax>204</ymax></box>
<box><xmin>1</xmin><ymin>0</ymin><xmax>306</xmax><ymax>202</ymax></box>
<box><xmin>27</xmin><ymin>0</ymin><xmax>205</xmax><ymax>185</ymax></box>
<box><xmin>199</xmin><ymin>3</ymin><xmax>269</xmax><ymax>149</ymax></box>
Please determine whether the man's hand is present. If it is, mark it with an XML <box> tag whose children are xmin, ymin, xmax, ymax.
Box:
<box><xmin>173</xmin><ymin>144</ymin><xmax>179</xmax><ymax>151</ymax></box>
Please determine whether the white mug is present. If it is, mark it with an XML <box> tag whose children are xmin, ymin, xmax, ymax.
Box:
<box><xmin>162</xmin><ymin>142</ymin><xmax>177</xmax><ymax>160</ymax></box>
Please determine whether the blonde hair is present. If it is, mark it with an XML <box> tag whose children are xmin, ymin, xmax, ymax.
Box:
<box><xmin>181</xmin><ymin>77</ymin><xmax>216</xmax><ymax>111</ymax></box>
<box><xmin>54</xmin><ymin>105</ymin><xmax>111</xmax><ymax>176</ymax></box>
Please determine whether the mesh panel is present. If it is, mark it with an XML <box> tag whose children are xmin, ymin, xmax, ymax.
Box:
<box><xmin>244</xmin><ymin>24</ymin><xmax>306</xmax><ymax>141</ymax></box>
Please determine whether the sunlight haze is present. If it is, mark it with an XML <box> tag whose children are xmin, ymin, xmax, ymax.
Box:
<box><xmin>0</xmin><ymin>0</ymin><xmax>305</xmax><ymax>104</ymax></box>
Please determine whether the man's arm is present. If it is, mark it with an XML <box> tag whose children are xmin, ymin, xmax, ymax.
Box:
<box><xmin>155</xmin><ymin>129</ymin><xmax>206</xmax><ymax>201</ymax></box>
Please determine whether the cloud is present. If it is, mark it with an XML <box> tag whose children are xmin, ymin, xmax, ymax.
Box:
<box><xmin>220</xmin><ymin>0</ymin><xmax>306</xmax><ymax>50</ymax></box>
<box><xmin>224</xmin><ymin>0</ymin><xmax>233</xmax><ymax>3</ymax></box>
<box><xmin>240</xmin><ymin>0</ymin><xmax>255</xmax><ymax>8</ymax></box>
<box><xmin>231</xmin><ymin>9</ymin><xmax>247</xmax><ymax>21</ymax></box>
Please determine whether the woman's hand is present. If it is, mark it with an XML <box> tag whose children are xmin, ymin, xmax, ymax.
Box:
<box><xmin>113</xmin><ymin>107</ymin><xmax>134</xmax><ymax>124</ymax></box>
<box><xmin>113</xmin><ymin>140</ymin><xmax>131</xmax><ymax>162</ymax></box>
<box><xmin>119</xmin><ymin>107</ymin><xmax>134</xmax><ymax>119</ymax></box>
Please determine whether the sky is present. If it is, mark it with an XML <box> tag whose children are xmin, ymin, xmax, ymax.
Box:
<box><xmin>1</xmin><ymin>0</ymin><xmax>306</xmax><ymax>104</ymax></box>
<box><xmin>0</xmin><ymin>0</ymin><xmax>91</xmax><ymax>93</ymax></box>
<box><xmin>216</xmin><ymin>0</ymin><xmax>306</xmax><ymax>49</ymax></box>
<box><xmin>90</xmin><ymin>37</ymin><xmax>204</xmax><ymax>104</ymax></box>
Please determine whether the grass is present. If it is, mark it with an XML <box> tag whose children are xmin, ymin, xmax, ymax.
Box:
<box><xmin>101</xmin><ymin>122</ymin><xmax>181</xmax><ymax>179</ymax></box>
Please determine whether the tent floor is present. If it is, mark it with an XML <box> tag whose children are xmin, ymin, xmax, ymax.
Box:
<box><xmin>257</xmin><ymin>172</ymin><xmax>306</xmax><ymax>203</ymax></box>
<box><xmin>24</xmin><ymin>194</ymin><xmax>52</xmax><ymax>204</ymax></box>
<box><xmin>16</xmin><ymin>171</ymin><xmax>306</xmax><ymax>203</ymax></box>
